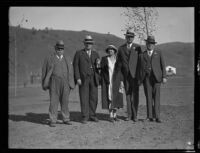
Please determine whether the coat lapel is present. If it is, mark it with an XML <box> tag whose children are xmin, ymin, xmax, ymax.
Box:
<box><xmin>151</xmin><ymin>50</ymin><xmax>158</xmax><ymax>62</ymax></box>
<box><xmin>90</xmin><ymin>50</ymin><xmax>95</xmax><ymax>64</ymax></box>
<box><xmin>143</xmin><ymin>51</ymin><xmax>148</xmax><ymax>63</ymax></box>
<box><xmin>82</xmin><ymin>49</ymin><xmax>90</xmax><ymax>62</ymax></box>
<box><xmin>63</xmin><ymin>54</ymin><xmax>70</xmax><ymax>70</ymax></box>
<box><xmin>129</xmin><ymin>44</ymin><xmax>137</xmax><ymax>58</ymax></box>
<box><xmin>104</xmin><ymin>56</ymin><xmax>108</xmax><ymax>69</ymax></box>
<box><xmin>121</xmin><ymin>44</ymin><xmax>128</xmax><ymax>56</ymax></box>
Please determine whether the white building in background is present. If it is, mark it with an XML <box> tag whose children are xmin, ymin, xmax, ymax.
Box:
<box><xmin>166</xmin><ymin>66</ymin><xmax>176</xmax><ymax>76</ymax></box>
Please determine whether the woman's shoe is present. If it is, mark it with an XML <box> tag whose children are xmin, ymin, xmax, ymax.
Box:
<box><xmin>114</xmin><ymin>117</ymin><xmax>120</xmax><ymax>121</ymax></box>
<box><xmin>109</xmin><ymin>117</ymin><xmax>114</xmax><ymax>123</ymax></box>
<box><xmin>49</xmin><ymin>122</ymin><xmax>56</xmax><ymax>127</ymax></box>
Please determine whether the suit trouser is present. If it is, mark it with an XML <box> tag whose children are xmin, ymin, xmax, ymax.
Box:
<box><xmin>143</xmin><ymin>73</ymin><xmax>161</xmax><ymax>119</ymax></box>
<box><xmin>124</xmin><ymin>73</ymin><xmax>139</xmax><ymax>120</ymax></box>
<box><xmin>79</xmin><ymin>75</ymin><xmax>98</xmax><ymax>120</ymax></box>
<box><xmin>49</xmin><ymin>76</ymin><xmax>70</xmax><ymax>123</ymax></box>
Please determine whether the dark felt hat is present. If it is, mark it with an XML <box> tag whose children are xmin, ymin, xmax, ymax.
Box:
<box><xmin>124</xmin><ymin>29</ymin><xmax>135</xmax><ymax>37</ymax></box>
<box><xmin>145</xmin><ymin>35</ymin><xmax>157</xmax><ymax>44</ymax></box>
<box><xmin>83</xmin><ymin>35</ymin><xmax>95</xmax><ymax>44</ymax></box>
<box><xmin>55</xmin><ymin>40</ymin><xmax>64</xmax><ymax>49</ymax></box>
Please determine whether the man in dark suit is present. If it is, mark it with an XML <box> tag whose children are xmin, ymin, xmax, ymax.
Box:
<box><xmin>42</xmin><ymin>40</ymin><xmax>75</xmax><ymax>127</ymax></box>
<box><xmin>73</xmin><ymin>35</ymin><xmax>100</xmax><ymax>124</ymax></box>
<box><xmin>138</xmin><ymin>36</ymin><xmax>167</xmax><ymax>123</ymax></box>
<box><xmin>117</xmin><ymin>30</ymin><xmax>142</xmax><ymax>122</ymax></box>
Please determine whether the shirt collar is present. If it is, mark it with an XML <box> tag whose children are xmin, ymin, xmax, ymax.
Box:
<box><xmin>85</xmin><ymin>49</ymin><xmax>91</xmax><ymax>52</ymax></box>
<box><xmin>127</xmin><ymin>43</ymin><xmax>132</xmax><ymax>48</ymax></box>
<box><xmin>147</xmin><ymin>50</ymin><xmax>153</xmax><ymax>53</ymax></box>
<box><xmin>56</xmin><ymin>55</ymin><xmax>63</xmax><ymax>59</ymax></box>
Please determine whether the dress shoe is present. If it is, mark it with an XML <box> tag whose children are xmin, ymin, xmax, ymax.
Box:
<box><xmin>109</xmin><ymin>117</ymin><xmax>114</xmax><ymax>123</ymax></box>
<box><xmin>81</xmin><ymin>120</ymin><xmax>87</xmax><ymax>124</ymax></box>
<box><xmin>90</xmin><ymin>117</ymin><xmax>99</xmax><ymax>122</ymax></box>
<box><xmin>155</xmin><ymin>119</ymin><xmax>162</xmax><ymax>123</ymax></box>
<box><xmin>124</xmin><ymin>117</ymin><xmax>131</xmax><ymax>121</ymax></box>
<box><xmin>133</xmin><ymin>118</ymin><xmax>138</xmax><ymax>122</ymax></box>
<box><xmin>114</xmin><ymin>117</ymin><xmax>120</xmax><ymax>122</ymax></box>
<box><xmin>146</xmin><ymin>118</ymin><xmax>154</xmax><ymax>122</ymax></box>
<box><xmin>63</xmin><ymin>121</ymin><xmax>72</xmax><ymax>125</ymax></box>
<box><xmin>49</xmin><ymin>122</ymin><xmax>56</xmax><ymax>127</ymax></box>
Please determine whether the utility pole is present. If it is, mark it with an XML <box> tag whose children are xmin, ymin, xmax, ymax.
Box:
<box><xmin>143</xmin><ymin>7</ymin><xmax>149</xmax><ymax>37</ymax></box>
<box><xmin>13</xmin><ymin>15</ymin><xmax>27</xmax><ymax>97</ymax></box>
<box><xmin>14</xmin><ymin>28</ymin><xmax>17</xmax><ymax>97</ymax></box>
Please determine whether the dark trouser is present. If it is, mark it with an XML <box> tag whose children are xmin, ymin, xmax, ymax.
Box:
<box><xmin>143</xmin><ymin>72</ymin><xmax>161</xmax><ymax>119</ymax></box>
<box><xmin>79</xmin><ymin>75</ymin><xmax>98</xmax><ymax>120</ymax></box>
<box><xmin>124</xmin><ymin>73</ymin><xmax>139</xmax><ymax>120</ymax></box>
<box><xmin>49</xmin><ymin>76</ymin><xmax>70</xmax><ymax>123</ymax></box>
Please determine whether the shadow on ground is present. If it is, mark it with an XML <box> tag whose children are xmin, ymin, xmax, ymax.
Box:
<box><xmin>9</xmin><ymin>111</ymin><xmax>126</xmax><ymax>125</ymax></box>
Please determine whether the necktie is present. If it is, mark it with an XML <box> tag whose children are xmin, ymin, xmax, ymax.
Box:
<box><xmin>87</xmin><ymin>50</ymin><xmax>91</xmax><ymax>58</ymax></box>
<box><xmin>59</xmin><ymin>55</ymin><xmax>63</xmax><ymax>61</ymax></box>
<box><xmin>148</xmin><ymin>51</ymin><xmax>152</xmax><ymax>57</ymax></box>
<box><xmin>57</xmin><ymin>55</ymin><xmax>61</xmax><ymax>61</ymax></box>
<box><xmin>127</xmin><ymin>44</ymin><xmax>131</xmax><ymax>49</ymax></box>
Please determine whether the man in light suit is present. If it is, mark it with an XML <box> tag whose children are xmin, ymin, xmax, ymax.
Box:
<box><xmin>116</xmin><ymin>30</ymin><xmax>142</xmax><ymax>122</ymax></box>
<box><xmin>42</xmin><ymin>40</ymin><xmax>75</xmax><ymax>127</ymax></box>
<box><xmin>73</xmin><ymin>35</ymin><xmax>100</xmax><ymax>124</ymax></box>
<box><xmin>138</xmin><ymin>36</ymin><xmax>167</xmax><ymax>123</ymax></box>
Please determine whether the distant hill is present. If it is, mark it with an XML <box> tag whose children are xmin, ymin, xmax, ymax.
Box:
<box><xmin>156</xmin><ymin>42</ymin><xmax>194</xmax><ymax>77</ymax></box>
<box><xmin>9</xmin><ymin>26</ymin><xmax>194</xmax><ymax>86</ymax></box>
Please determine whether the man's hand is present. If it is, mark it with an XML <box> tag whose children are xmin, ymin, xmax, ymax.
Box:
<box><xmin>119</xmin><ymin>81</ymin><xmax>124</xmax><ymax>93</ymax></box>
<box><xmin>77</xmin><ymin>79</ymin><xmax>82</xmax><ymax>85</ymax></box>
<box><xmin>96</xmin><ymin>58</ymin><xmax>101</xmax><ymax>68</ymax></box>
<box><xmin>43</xmin><ymin>66</ymin><xmax>54</xmax><ymax>90</ymax></box>
<box><xmin>162</xmin><ymin>78</ymin><xmax>167</xmax><ymax>84</ymax></box>
<box><xmin>120</xmin><ymin>81</ymin><xmax>124</xmax><ymax>88</ymax></box>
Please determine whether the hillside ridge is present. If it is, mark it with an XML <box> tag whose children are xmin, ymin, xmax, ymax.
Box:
<box><xmin>9</xmin><ymin>26</ymin><xmax>194</xmax><ymax>85</ymax></box>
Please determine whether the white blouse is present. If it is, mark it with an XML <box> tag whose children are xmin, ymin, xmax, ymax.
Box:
<box><xmin>107</xmin><ymin>56</ymin><xmax>116</xmax><ymax>101</ymax></box>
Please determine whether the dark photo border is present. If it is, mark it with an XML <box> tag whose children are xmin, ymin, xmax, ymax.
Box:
<box><xmin>3</xmin><ymin>0</ymin><xmax>200</xmax><ymax>153</ymax></box>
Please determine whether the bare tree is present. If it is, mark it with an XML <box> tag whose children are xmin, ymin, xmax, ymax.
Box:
<box><xmin>122</xmin><ymin>7</ymin><xmax>159</xmax><ymax>43</ymax></box>
<box><xmin>9</xmin><ymin>15</ymin><xmax>28</xmax><ymax>96</ymax></box>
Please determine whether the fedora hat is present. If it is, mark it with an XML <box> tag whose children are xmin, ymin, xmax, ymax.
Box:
<box><xmin>106</xmin><ymin>45</ymin><xmax>118</xmax><ymax>53</ymax></box>
<box><xmin>145</xmin><ymin>35</ymin><xmax>157</xmax><ymax>44</ymax></box>
<box><xmin>83</xmin><ymin>35</ymin><xmax>95</xmax><ymax>44</ymax></box>
<box><xmin>124</xmin><ymin>29</ymin><xmax>135</xmax><ymax>37</ymax></box>
<box><xmin>55</xmin><ymin>40</ymin><xmax>64</xmax><ymax>49</ymax></box>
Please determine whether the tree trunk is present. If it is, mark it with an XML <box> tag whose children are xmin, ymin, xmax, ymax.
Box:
<box><xmin>144</xmin><ymin>7</ymin><xmax>149</xmax><ymax>37</ymax></box>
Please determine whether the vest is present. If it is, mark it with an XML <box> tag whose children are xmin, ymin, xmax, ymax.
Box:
<box><xmin>146</xmin><ymin>54</ymin><xmax>153</xmax><ymax>76</ymax></box>
<box><xmin>88</xmin><ymin>55</ymin><xmax>94</xmax><ymax>76</ymax></box>
<box><xmin>124</xmin><ymin>47</ymin><xmax>131</xmax><ymax>73</ymax></box>
<box><xmin>52</xmin><ymin>57</ymin><xmax>69</xmax><ymax>82</ymax></box>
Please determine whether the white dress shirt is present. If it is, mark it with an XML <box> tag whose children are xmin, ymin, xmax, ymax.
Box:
<box><xmin>107</xmin><ymin>56</ymin><xmax>116</xmax><ymax>101</ymax></box>
<box><xmin>86</xmin><ymin>49</ymin><xmax>91</xmax><ymax>57</ymax></box>
<box><xmin>148</xmin><ymin>50</ymin><xmax>153</xmax><ymax>57</ymax></box>
<box><xmin>127</xmin><ymin>43</ymin><xmax>133</xmax><ymax>49</ymax></box>
<box><xmin>56</xmin><ymin>55</ymin><xmax>63</xmax><ymax>60</ymax></box>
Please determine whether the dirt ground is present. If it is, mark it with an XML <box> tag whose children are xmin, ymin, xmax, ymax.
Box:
<box><xmin>8</xmin><ymin>76</ymin><xmax>194</xmax><ymax>149</ymax></box>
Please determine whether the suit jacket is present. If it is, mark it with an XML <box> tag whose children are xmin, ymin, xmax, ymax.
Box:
<box><xmin>100</xmin><ymin>55</ymin><xmax>123</xmax><ymax>109</ymax></box>
<box><xmin>73</xmin><ymin>49</ymin><xmax>100</xmax><ymax>86</ymax></box>
<box><xmin>117</xmin><ymin>43</ymin><xmax>142</xmax><ymax>79</ymax></box>
<box><xmin>41</xmin><ymin>52</ymin><xmax>75</xmax><ymax>90</ymax></box>
<box><xmin>138</xmin><ymin>49</ymin><xmax>166</xmax><ymax>83</ymax></box>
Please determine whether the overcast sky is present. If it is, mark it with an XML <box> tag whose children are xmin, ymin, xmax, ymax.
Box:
<box><xmin>9</xmin><ymin>7</ymin><xmax>194</xmax><ymax>44</ymax></box>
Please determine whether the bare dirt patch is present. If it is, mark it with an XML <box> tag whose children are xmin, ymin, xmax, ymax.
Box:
<box><xmin>9</xmin><ymin>77</ymin><xmax>194</xmax><ymax>149</ymax></box>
